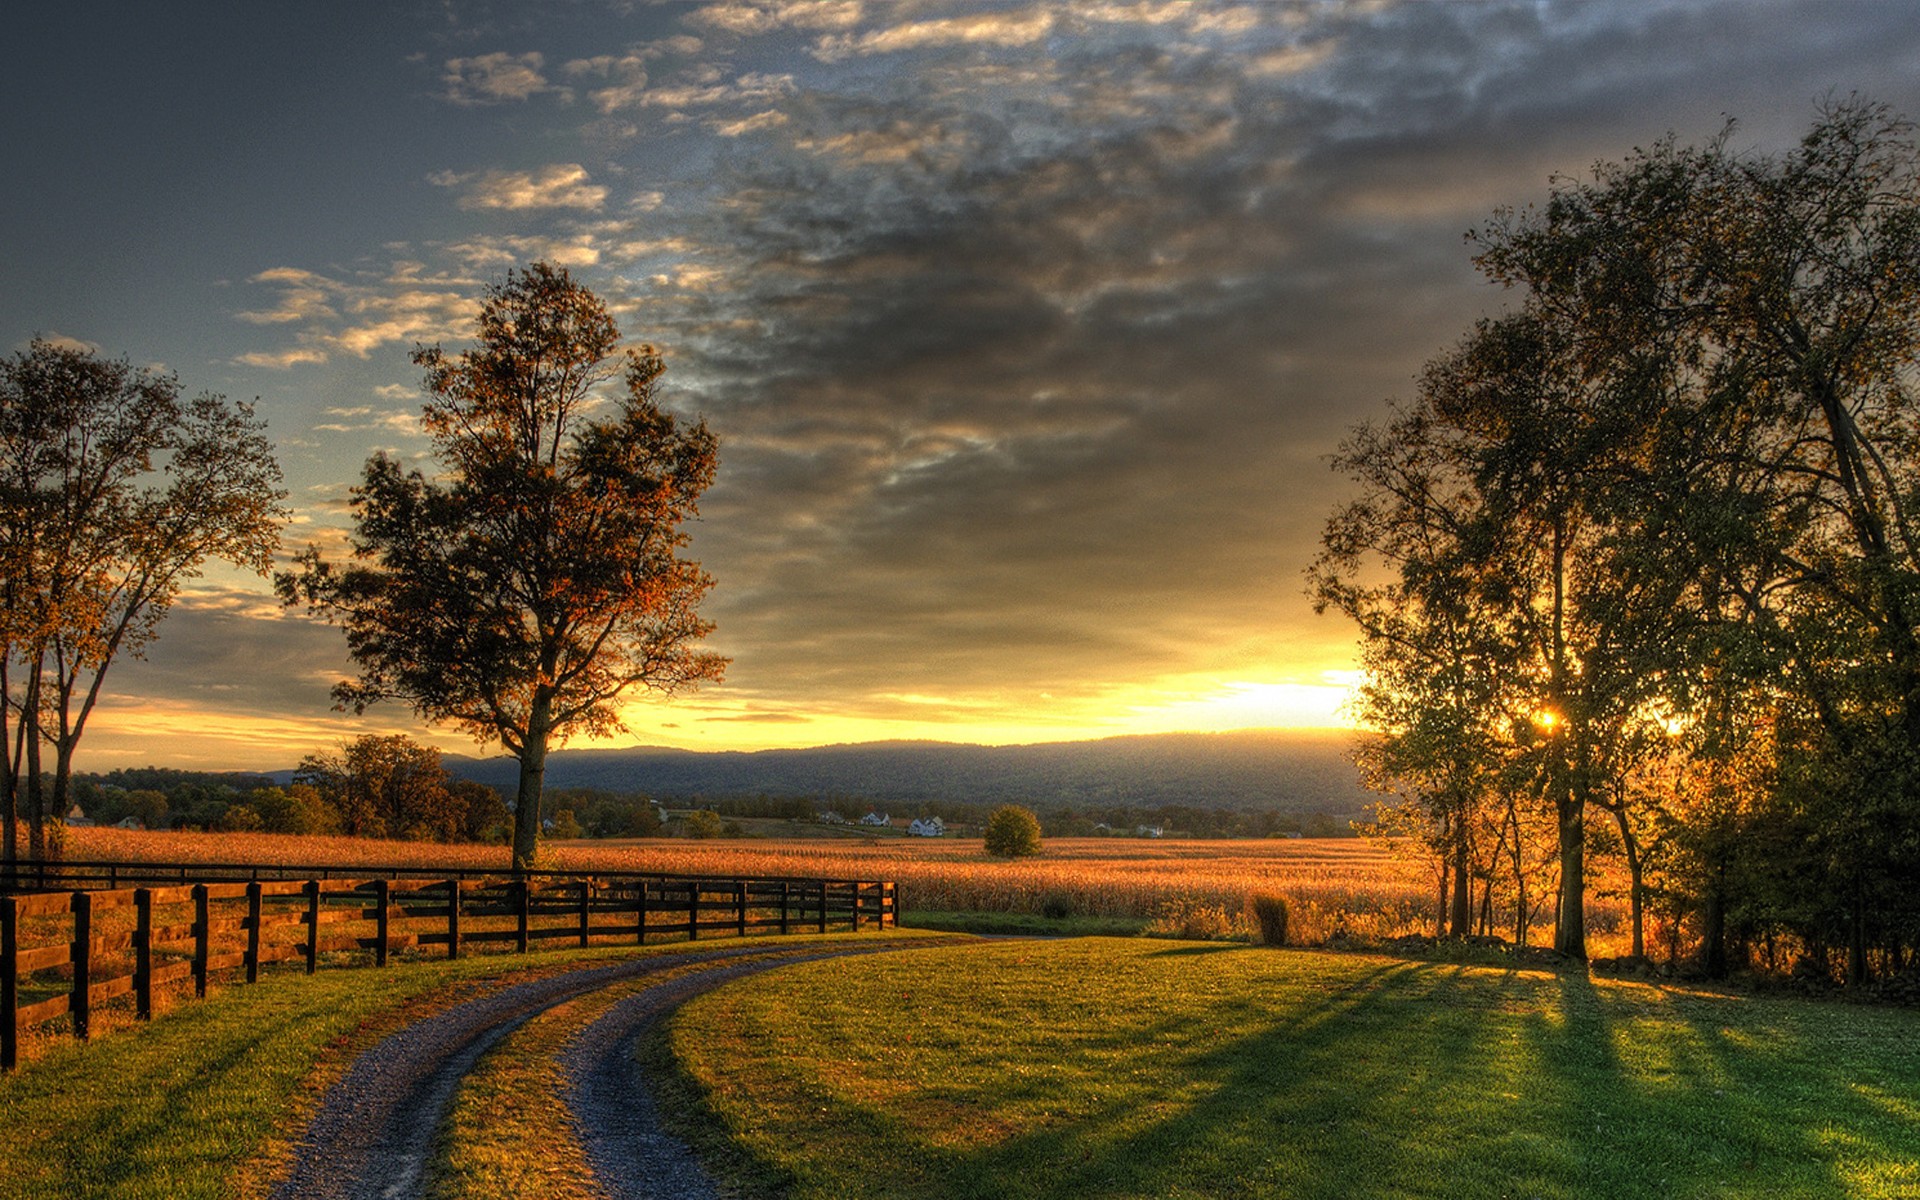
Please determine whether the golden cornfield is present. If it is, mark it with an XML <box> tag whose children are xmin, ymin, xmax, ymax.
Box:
<box><xmin>64</xmin><ymin>826</ymin><xmax>1435</xmax><ymax>942</ymax></box>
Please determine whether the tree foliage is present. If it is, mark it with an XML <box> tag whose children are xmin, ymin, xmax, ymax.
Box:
<box><xmin>280</xmin><ymin>263</ymin><xmax>725</xmax><ymax>870</ymax></box>
<box><xmin>984</xmin><ymin>804</ymin><xmax>1044</xmax><ymax>858</ymax></box>
<box><xmin>0</xmin><ymin>339</ymin><xmax>286</xmax><ymax>862</ymax></box>
<box><xmin>294</xmin><ymin>734</ymin><xmax>469</xmax><ymax>842</ymax></box>
<box><xmin>1318</xmin><ymin>99</ymin><xmax>1920</xmax><ymax>981</ymax></box>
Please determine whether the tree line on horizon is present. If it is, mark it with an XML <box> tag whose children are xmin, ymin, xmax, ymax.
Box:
<box><xmin>1314</xmin><ymin>100</ymin><xmax>1920</xmax><ymax>986</ymax></box>
<box><xmin>58</xmin><ymin>747</ymin><xmax>1357</xmax><ymax>846</ymax></box>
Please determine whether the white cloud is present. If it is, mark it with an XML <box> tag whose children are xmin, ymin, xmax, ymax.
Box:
<box><xmin>236</xmin><ymin>346</ymin><xmax>329</xmax><ymax>369</ymax></box>
<box><xmin>437</xmin><ymin>164</ymin><xmax>609</xmax><ymax>211</ymax></box>
<box><xmin>813</xmin><ymin>7</ymin><xmax>1054</xmax><ymax>59</ymax></box>
<box><xmin>640</xmin><ymin>71</ymin><xmax>796</xmax><ymax>110</ymax></box>
<box><xmin>234</xmin><ymin>266</ymin><xmax>477</xmax><ymax>368</ymax></box>
<box><xmin>441</xmin><ymin>52</ymin><xmax>563</xmax><ymax>105</ymax></box>
<box><xmin>565</xmin><ymin>53</ymin><xmax>653</xmax><ymax>113</ymax></box>
<box><xmin>445</xmin><ymin>232</ymin><xmax>603</xmax><ymax>269</ymax></box>
<box><xmin>26</xmin><ymin>332</ymin><xmax>103</xmax><ymax>355</ymax></box>
<box><xmin>712</xmin><ymin>109</ymin><xmax>790</xmax><ymax>137</ymax></box>
<box><xmin>691</xmin><ymin>1</ymin><xmax>864</xmax><ymax>35</ymax></box>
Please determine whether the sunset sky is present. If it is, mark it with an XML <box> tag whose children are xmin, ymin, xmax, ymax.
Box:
<box><xmin>7</xmin><ymin>1</ymin><xmax>1920</xmax><ymax>770</ymax></box>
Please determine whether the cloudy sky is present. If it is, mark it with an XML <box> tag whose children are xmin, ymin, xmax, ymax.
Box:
<box><xmin>6</xmin><ymin>1</ymin><xmax>1919</xmax><ymax>770</ymax></box>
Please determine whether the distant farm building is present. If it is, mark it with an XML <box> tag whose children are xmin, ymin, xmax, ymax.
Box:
<box><xmin>907</xmin><ymin>816</ymin><xmax>946</xmax><ymax>837</ymax></box>
<box><xmin>817</xmin><ymin>811</ymin><xmax>849</xmax><ymax>825</ymax></box>
<box><xmin>859</xmin><ymin>811</ymin><xmax>890</xmax><ymax>827</ymax></box>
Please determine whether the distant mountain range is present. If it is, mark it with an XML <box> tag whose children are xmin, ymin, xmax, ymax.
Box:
<box><xmin>443</xmin><ymin>728</ymin><xmax>1372</xmax><ymax>816</ymax></box>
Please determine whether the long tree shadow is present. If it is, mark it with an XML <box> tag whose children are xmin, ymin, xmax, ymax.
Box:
<box><xmin>812</xmin><ymin>959</ymin><xmax>1920</xmax><ymax>1200</ymax></box>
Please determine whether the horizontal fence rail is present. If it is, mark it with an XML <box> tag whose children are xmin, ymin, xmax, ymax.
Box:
<box><xmin>0</xmin><ymin>868</ymin><xmax>897</xmax><ymax>1071</ymax></box>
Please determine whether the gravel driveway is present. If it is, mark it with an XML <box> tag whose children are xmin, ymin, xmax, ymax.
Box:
<box><xmin>269</xmin><ymin>940</ymin><xmax>924</xmax><ymax>1200</ymax></box>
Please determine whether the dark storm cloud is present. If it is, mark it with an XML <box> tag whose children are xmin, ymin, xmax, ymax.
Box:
<box><xmin>581</xmin><ymin>0</ymin><xmax>1920</xmax><ymax>726</ymax></box>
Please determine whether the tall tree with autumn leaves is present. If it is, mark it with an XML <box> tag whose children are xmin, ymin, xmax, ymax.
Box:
<box><xmin>280</xmin><ymin>263</ymin><xmax>726</xmax><ymax>870</ymax></box>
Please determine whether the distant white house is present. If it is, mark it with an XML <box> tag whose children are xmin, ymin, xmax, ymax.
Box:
<box><xmin>859</xmin><ymin>811</ymin><xmax>891</xmax><ymax>827</ymax></box>
<box><xmin>818</xmin><ymin>811</ymin><xmax>849</xmax><ymax>825</ymax></box>
<box><xmin>1136</xmin><ymin>825</ymin><xmax>1165</xmax><ymax>838</ymax></box>
<box><xmin>115</xmin><ymin>816</ymin><xmax>145</xmax><ymax>831</ymax></box>
<box><xmin>907</xmin><ymin>816</ymin><xmax>945</xmax><ymax>837</ymax></box>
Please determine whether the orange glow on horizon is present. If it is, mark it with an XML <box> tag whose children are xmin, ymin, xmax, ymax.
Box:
<box><xmin>76</xmin><ymin>665</ymin><xmax>1364</xmax><ymax>772</ymax></box>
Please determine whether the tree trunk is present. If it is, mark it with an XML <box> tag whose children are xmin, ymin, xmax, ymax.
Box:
<box><xmin>1847</xmin><ymin>885</ymin><xmax>1870</xmax><ymax>989</ymax></box>
<box><xmin>24</xmin><ymin>685</ymin><xmax>46</xmax><ymax>863</ymax></box>
<box><xmin>1449</xmin><ymin>822</ymin><xmax>1471</xmax><ymax>938</ymax></box>
<box><xmin>1553</xmin><ymin>787</ymin><xmax>1586</xmax><ymax>959</ymax></box>
<box><xmin>1613</xmin><ymin>807</ymin><xmax>1645</xmax><ymax>959</ymax></box>
<box><xmin>510</xmin><ymin>694</ymin><xmax>554</xmax><ymax>873</ymax></box>
<box><xmin>1702</xmin><ymin>865</ymin><xmax>1726</xmax><ymax>979</ymax></box>
<box><xmin>1</xmin><ymin>658</ymin><xmax>14</xmax><ymax>867</ymax></box>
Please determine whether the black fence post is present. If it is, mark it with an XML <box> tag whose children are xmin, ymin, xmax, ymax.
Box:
<box><xmin>135</xmin><ymin>888</ymin><xmax>153</xmax><ymax>1019</ymax></box>
<box><xmin>71</xmin><ymin>890</ymin><xmax>92</xmax><ymax>1041</ymax></box>
<box><xmin>1</xmin><ymin>896</ymin><xmax>16</xmax><ymax>1071</ymax></box>
<box><xmin>516</xmin><ymin>879</ymin><xmax>530</xmax><ymax>953</ymax></box>
<box><xmin>245</xmin><ymin>881</ymin><xmax>263</xmax><ymax>984</ymax></box>
<box><xmin>304</xmin><ymin>879</ymin><xmax>320</xmax><ymax>974</ymax></box>
<box><xmin>192</xmin><ymin>884</ymin><xmax>210</xmax><ymax>998</ymax></box>
<box><xmin>374</xmin><ymin>878</ymin><xmax>391</xmax><ymax>967</ymax></box>
<box><xmin>447</xmin><ymin>879</ymin><xmax>462</xmax><ymax>961</ymax></box>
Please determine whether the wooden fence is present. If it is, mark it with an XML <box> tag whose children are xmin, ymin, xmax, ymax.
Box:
<box><xmin>1</xmin><ymin>870</ymin><xmax>897</xmax><ymax>1070</ymax></box>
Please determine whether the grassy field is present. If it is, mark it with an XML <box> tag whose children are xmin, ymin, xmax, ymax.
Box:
<box><xmin>0</xmin><ymin>931</ymin><xmax>914</xmax><ymax>1200</ymax></box>
<box><xmin>659</xmin><ymin>939</ymin><xmax>1920</xmax><ymax>1200</ymax></box>
<box><xmin>1</xmin><ymin>912</ymin><xmax>1912</xmax><ymax>1199</ymax></box>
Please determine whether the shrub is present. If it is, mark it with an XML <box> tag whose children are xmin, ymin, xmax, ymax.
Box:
<box><xmin>1247</xmin><ymin>892</ymin><xmax>1290</xmax><ymax>946</ymax></box>
<box><xmin>1145</xmin><ymin>898</ymin><xmax>1241</xmax><ymax>941</ymax></box>
<box><xmin>983</xmin><ymin>805</ymin><xmax>1043</xmax><ymax>858</ymax></box>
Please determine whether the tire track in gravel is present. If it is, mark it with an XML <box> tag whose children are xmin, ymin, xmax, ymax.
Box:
<box><xmin>269</xmin><ymin>942</ymin><xmax>917</xmax><ymax>1200</ymax></box>
<box><xmin>560</xmin><ymin>941</ymin><xmax>936</xmax><ymax>1200</ymax></box>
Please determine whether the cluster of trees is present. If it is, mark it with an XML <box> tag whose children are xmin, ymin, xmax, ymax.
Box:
<box><xmin>690</xmin><ymin>792</ymin><xmax>1351</xmax><ymax>838</ymax></box>
<box><xmin>0</xmin><ymin>343</ymin><xmax>285</xmax><ymax>864</ymax></box>
<box><xmin>71</xmin><ymin>738</ymin><xmax>511</xmax><ymax>843</ymax></box>
<box><xmin>2</xmin><ymin>263</ymin><xmax>722</xmax><ymax>871</ymax></box>
<box><xmin>1039</xmin><ymin>805</ymin><xmax>1351</xmax><ymax>839</ymax></box>
<box><xmin>1314</xmin><ymin>101</ymin><xmax>1920</xmax><ymax>985</ymax></box>
<box><xmin>293</xmin><ymin>735</ymin><xmax>506</xmax><ymax>842</ymax></box>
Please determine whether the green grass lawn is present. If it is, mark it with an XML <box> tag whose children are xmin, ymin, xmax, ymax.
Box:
<box><xmin>657</xmin><ymin>938</ymin><xmax>1920</xmax><ymax>1200</ymax></box>
<box><xmin>899</xmin><ymin>908</ymin><xmax>1149</xmax><ymax>938</ymax></box>
<box><xmin>0</xmin><ymin>932</ymin><xmax>909</xmax><ymax>1200</ymax></box>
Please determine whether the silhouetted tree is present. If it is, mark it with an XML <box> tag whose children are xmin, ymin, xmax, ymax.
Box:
<box><xmin>0</xmin><ymin>339</ymin><xmax>285</xmax><ymax>862</ymax></box>
<box><xmin>280</xmin><ymin>263</ymin><xmax>725</xmax><ymax>869</ymax></box>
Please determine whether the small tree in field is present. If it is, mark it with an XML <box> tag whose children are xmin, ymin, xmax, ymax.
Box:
<box><xmin>984</xmin><ymin>804</ymin><xmax>1043</xmax><ymax>857</ymax></box>
<box><xmin>279</xmin><ymin>263</ymin><xmax>726</xmax><ymax>870</ymax></box>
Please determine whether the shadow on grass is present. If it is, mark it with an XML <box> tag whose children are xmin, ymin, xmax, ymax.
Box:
<box><xmin>792</xmin><ymin>960</ymin><xmax>1919</xmax><ymax>1200</ymax></box>
<box><xmin>0</xmin><ymin>983</ymin><xmax>350</xmax><ymax>1199</ymax></box>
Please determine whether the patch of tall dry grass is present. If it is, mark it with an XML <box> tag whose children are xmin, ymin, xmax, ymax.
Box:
<box><xmin>65</xmin><ymin>827</ymin><xmax>1433</xmax><ymax>937</ymax></box>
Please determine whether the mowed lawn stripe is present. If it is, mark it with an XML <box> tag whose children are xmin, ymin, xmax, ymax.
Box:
<box><xmin>659</xmin><ymin>939</ymin><xmax>1920</xmax><ymax>1200</ymax></box>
